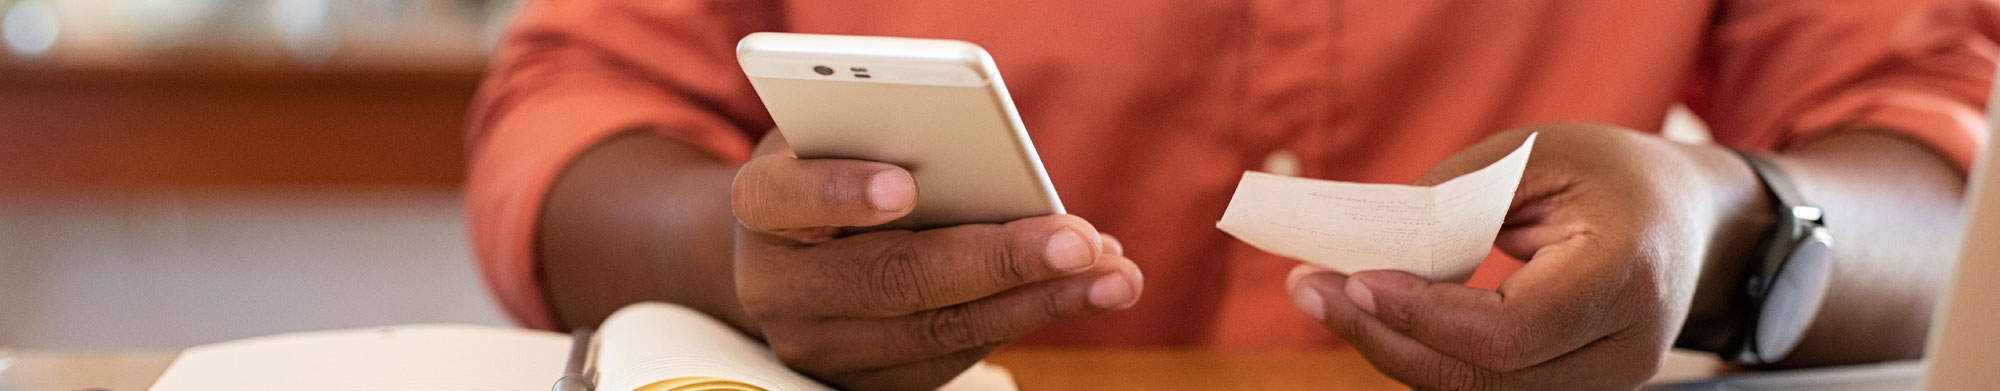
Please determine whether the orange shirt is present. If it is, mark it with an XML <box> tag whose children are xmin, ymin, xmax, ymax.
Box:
<box><xmin>468</xmin><ymin>0</ymin><xmax>1998</xmax><ymax>349</ymax></box>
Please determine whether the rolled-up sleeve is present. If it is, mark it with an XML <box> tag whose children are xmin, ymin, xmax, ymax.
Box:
<box><xmin>465</xmin><ymin>0</ymin><xmax>779</xmax><ymax>329</ymax></box>
<box><xmin>1692</xmin><ymin>0</ymin><xmax>2000</xmax><ymax>171</ymax></box>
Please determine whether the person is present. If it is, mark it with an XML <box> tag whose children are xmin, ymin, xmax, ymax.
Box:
<box><xmin>465</xmin><ymin>0</ymin><xmax>2000</xmax><ymax>389</ymax></box>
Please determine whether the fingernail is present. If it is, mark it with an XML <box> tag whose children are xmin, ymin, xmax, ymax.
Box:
<box><xmin>1347</xmin><ymin>277</ymin><xmax>1378</xmax><ymax>315</ymax></box>
<box><xmin>1292</xmin><ymin>285</ymin><xmax>1326</xmax><ymax>321</ymax></box>
<box><xmin>1088</xmin><ymin>273</ymin><xmax>1135</xmax><ymax>309</ymax></box>
<box><xmin>1045</xmin><ymin>229</ymin><xmax>1094</xmax><ymax>271</ymax></box>
<box><xmin>867</xmin><ymin>170</ymin><xmax>916</xmax><ymax>212</ymax></box>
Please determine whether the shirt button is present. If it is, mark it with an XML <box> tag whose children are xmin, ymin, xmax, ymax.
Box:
<box><xmin>1261</xmin><ymin>149</ymin><xmax>1302</xmax><ymax>177</ymax></box>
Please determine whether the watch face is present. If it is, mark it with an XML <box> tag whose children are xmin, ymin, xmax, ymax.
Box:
<box><xmin>1756</xmin><ymin>228</ymin><xmax>1835</xmax><ymax>361</ymax></box>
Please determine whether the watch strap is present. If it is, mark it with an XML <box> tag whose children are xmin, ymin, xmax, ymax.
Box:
<box><xmin>1727</xmin><ymin>150</ymin><xmax>1826</xmax><ymax>364</ymax></box>
<box><xmin>1735</xmin><ymin>151</ymin><xmax>1811</xmax><ymax>216</ymax></box>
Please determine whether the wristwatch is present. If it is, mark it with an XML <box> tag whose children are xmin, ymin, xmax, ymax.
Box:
<box><xmin>1725</xmin><ymin>150</ymin><xmax>1836</xmax><ymax>365</ymax></box>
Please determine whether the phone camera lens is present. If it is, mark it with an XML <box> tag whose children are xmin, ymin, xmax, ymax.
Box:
<box><xmin>812</xmin><ymin>65</ymin><xmax>834</xmax><ymax>75</ymax></box>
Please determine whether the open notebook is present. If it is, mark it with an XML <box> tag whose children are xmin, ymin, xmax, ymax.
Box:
<box><xmin>147</xmin><ymin>302</ymin><xmax>1015</xmax><ymax>391</ymax></box>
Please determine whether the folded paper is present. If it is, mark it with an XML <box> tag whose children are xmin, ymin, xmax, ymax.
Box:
<box><xmin>1216</xmin><ymin>134</ymin><xmax>1536</xmax><ymax>281</ymax></box>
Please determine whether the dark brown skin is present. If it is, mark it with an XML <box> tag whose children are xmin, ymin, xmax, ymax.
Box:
<box><xmin>542</xmin><ymin>123</ymin><xmax>1960</xmax><ymax>390</ymax></box>
<box><xmin>1288</xmin><ymin>124</ymin><xmax>1964</xmax><ymax>390</ymax></box>
<box><xmin>540</xmin><ymin>130</ymin><xmax>1142</xmax><ymax>390</ymax></box>
<box><xmin>539</xmin><ymin>130</ymin><xmax>749</xmax><ymax>331</ymax></box>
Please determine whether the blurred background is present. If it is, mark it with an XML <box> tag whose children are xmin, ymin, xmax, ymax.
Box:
<box><xmin>0</xmin><ymin>0</ymin><xmax>1722</xmax><ymax>351</ymax></box>
<box><xmin>0</xmin><ymin>0</ymin><xmax>522</xmax><ymax>349</ymax></box>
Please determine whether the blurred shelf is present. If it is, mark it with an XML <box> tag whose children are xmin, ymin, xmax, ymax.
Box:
<box><xmin>0</xmin><ymin>0</ymin><xmax>507</xmax><ymax>74</ymax></box>
<box><xmin>0</xmin><ymin>64</ymin><xmax>482</xmax><ymax>190</ymax></box>
<box><xmin>0</xmin><ymin>0</ymin><xmax>509</xmax><ymax>190</ymax></box>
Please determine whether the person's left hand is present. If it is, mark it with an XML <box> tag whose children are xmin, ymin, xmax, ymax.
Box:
<box><xmin>1288</xmin><ymin>124</ymin><xmax>1770</xmax><ymax>390</ymax></box>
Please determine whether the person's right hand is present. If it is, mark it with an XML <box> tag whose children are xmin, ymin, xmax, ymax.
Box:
<box><xmin>730</xmin><ymin>133</ymin><xmax>1144</xmax><ymax>390</ymax></box>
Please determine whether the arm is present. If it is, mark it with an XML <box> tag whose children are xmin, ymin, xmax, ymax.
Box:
<box><xmin>472</xmin><ymin>3</ymin><xmax>1143</xmax><ymax>388</ymax></box>
<box><xmin>1679</xmin><ymin>0</ymin><xmax>2000</xmax><ymax>366</ymax></box>
<box><xmin>465</xmin><ymin>0</ymin><xmax>777</xmax><ymax>330</ymax></box>
<box><xmin>1286</xmin><ymin>2</ymin><xmax>1997</xmax><ymax>389</ymax></box>
<box><xmin>1685</xmin><ymin>129</ymin><xmax>1965</xmax><ymax>367</ymax></box>
<box><xmin>537</xmin><ymin>132</ymin><xmax>748</xmax><ymax>330</ymax></box>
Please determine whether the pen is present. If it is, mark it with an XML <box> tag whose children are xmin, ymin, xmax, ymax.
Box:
<box><xmin>552</xmin><ymin>327</ymin><xmax>597</xmax><ymax>391</ymax></box>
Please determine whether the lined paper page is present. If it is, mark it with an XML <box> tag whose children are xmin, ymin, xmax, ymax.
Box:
<box><xmin>596</xmin><ymin>302</ymin><xmax>1017</xmax><ymax>391</ymax></box>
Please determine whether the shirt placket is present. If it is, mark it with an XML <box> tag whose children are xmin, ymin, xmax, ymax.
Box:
<box><xmin>1210</xmin><ymin>0</ymin><xmax>1343</xmax><ymax>348</ymax></box>
<box><xmin>1240</xmin><ymin>0</ymin><xmax>1336</xmax><ymax>176</ymax></box>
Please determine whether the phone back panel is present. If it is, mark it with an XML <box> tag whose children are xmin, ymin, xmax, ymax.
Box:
<box><xmin>739</xmin><ymin>34</ymin><xmax>1063</xmax><ymax>230</ymax></box>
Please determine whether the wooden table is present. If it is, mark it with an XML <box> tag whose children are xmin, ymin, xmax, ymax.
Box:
<box><xmin>0</xmin><ymin>350</ymin><xmax>177</xmax><ymax>391</ymax></box>
<box><xmin>988</xmin><ymin>348</ymin><xmax>1726</xmax><ymax>390</ymax></box>
<box><xmin>989</xmin><ymin>348</ymin><xmax>1407</xmax><ymax>390</ymax></box>
<box><xmin>0</xmin><ymin>348</ymin><xmax>1723</xmax><ymax>390</ymax></box>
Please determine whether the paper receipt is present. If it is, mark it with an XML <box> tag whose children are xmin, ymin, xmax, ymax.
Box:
<box><xmin>1216</xmin><ymin>134</ymin><xmax>1536</xmax><ymax>281</ymax></box>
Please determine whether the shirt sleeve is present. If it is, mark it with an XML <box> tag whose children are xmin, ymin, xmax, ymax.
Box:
<box><xmin>465</xmin><ymin>0</ymin><xmax>781</xmax><ymax>329</ymax></box>
<box><xmin>1689</xmin><ymin>0</ymin><xmax>2000</xmax><ymax>171</ymax></box>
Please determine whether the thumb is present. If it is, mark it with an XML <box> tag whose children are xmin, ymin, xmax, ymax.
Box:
<box><xmin>1340</xmin><ymin>270</ymin><xmax>1450</xmax><ymax>332</ymax></box>
<box><xmin>1336</xmin><ymin>268</ymin><xmax>1604</xmax><ymax>373</ymax></box>
<box><xmin>1287</xmin><ymin>266</ymin><xmax>1444</xmax><ymax>332</ymax></box>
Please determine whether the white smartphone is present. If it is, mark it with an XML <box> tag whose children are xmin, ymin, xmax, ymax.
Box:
<box><xmin>736</xmin><ymin>32</ymin><xmax>1064</xmax><ymax>230</ymax></box>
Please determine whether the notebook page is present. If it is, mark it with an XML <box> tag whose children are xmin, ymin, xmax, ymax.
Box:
<box><xmin>939</xmin><ymin>362</ymin><xmax>1016</xmax><ymax>391</ymax></box>
<box><xmin>147</xmin><ymin>325</ymin><xmax>569</xmax><ymax>391</ymax></box>
<box><xmin>595</xmin><ymin>302</ymin><xmax>1017</xmax><ymax>391</ymax></box>
<box><xmin>1216</xmin><ymin>133</ymin><xmax>1535</xmax><ymax>280</ymax></box>
<box><xmin>595</xmin><ymin>303</ymin><xmax>829</xmax><ymax>391</ymax></box>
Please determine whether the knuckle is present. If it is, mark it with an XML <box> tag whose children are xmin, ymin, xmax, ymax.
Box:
<box><xmin>1039</xmin><ymin>283</ymin><xmax>1074</xmax><ymax>319</ymax></box>
<box><xmin>1472</xmin><ymin>369</ymin><xmax>1506</xmax><ymax>391</ymax></box>
<box><xmin>1414</xmin><ymin>353</ymin><xmax>1458</xmax><ymax>390</ymax></box>
<box><xmin>730</xmin><ymin>158</ymin><xmax>779</xmax><ymax>227</ymax></box>
<box><xmin>809</xmin><ymin>173</ymin><xmax>856</xmax><ymax>214</ymax></box>
<box><xmin>863</xmin><ymin>238</ymin><xmax>938</xmax><ymax>311</ymax></box>
<box><xmin>729</xmin><ymin>185</ymin><xmax>758</xmax><ymax>225</ymax></box>
<box><xmin>920</xmin><ymin>306</ymin><xmax>991</xmax><ymax>352</ymax></box>
<box><xmin>1437</xmin><ymin>355</ymin><xmax>1471</xmax><ymax>390</ymax></box>
<box><xmin>1416</xmin><ymin>353</ymin><xmax>1501</xmax><ymax>391</ymax></box>
<box><xmin>986</xmin><ymin>234</ymin><xmax>1031</xmax><ymax>287</ymax></box>
<box><xmin>1384</xmin><ymin>291</ymin><xmax>1428</xmax><ymax>333</ymax></box>
<box><xmin>1469</xmin><ymin>329</ymin><xmax>1529</xmax><ymax>372</ymax></box>
<box><xmin>1335</xmin><ymin>306</ymin><xmax>1372</xmax><ymax>339</ymax></box>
